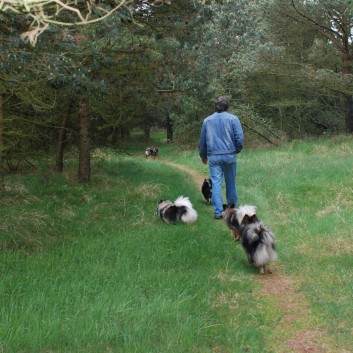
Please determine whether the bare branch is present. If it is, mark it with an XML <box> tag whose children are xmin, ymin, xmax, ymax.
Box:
<box><xmin>0</xmin><ymin>0</ymin><xmax>136</xmax><ymax>46</ymax></box>
<box><xmin>290</xmin><ymin>0</ymin><xmax>344</xmax><ymax>50</ymax></box>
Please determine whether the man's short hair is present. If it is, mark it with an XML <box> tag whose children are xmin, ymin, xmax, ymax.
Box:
<box><xmin>215</xmin><ymin>96</ymin><xmax>229</xmax><ymax>112</ymax></box>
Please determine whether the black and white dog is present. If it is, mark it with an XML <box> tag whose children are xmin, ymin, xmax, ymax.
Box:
<box><xmin>145</xmin><ymin>147</ymin><xmax>159</xmax><ymax>159</ymax></box>
<box><xmin>222</xmin><ymin>204</ymin><xmax>277</xmax><ymax>274</ymax></box>
<box><xmin>157</xmin><ymin>196</ymin><xmax>198</xmax><ymax>224</ymax></box>
<box><xmin>201</xmin><ymin>178</ymin><xmax>212</xmax><ymax>204</ymax></box>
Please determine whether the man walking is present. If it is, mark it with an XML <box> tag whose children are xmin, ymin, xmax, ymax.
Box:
<box><xmin>199</xmin><ymin>96</ymin><xmax>244</xmax><ymax>219</ymax></box>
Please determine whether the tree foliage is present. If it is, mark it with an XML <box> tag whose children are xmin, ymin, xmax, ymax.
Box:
<box><xmin>1</xmin><ymin>0</ymin><xmax>353</xmax><ymax>187</ymax></box>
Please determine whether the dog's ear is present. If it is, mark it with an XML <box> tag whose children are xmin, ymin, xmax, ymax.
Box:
<box><xmin>230</xmin><ymin>213</ymin><xmax>240</xmax><ymax>227</ymax></box>
<box><xmin>250</xmin><ymin>215</ymin><xmax>259</xmax><ymax>222</ymax></box>
<box><xmin>242</xmin><ymin>214</ymin><xmax>251</xmax><ymax>225</ymax></box>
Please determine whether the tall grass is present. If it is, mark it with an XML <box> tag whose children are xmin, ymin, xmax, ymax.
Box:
<box><xmin>1</xmin><ymin>148</ymin><xmax>266</xmax><ymax>353</ymax></box>
<box><xmin>1</xmin><ymin>134</ymin><xmax>353</xmax><ymax>352</ymax></box>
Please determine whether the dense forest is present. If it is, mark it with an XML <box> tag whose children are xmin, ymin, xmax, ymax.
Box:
<box><xmin>0</xmin><ymin>0</ymin><xmax>352</xmax><ymax>190</ymax></box>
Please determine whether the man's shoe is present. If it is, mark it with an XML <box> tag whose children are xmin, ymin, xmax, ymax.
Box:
<box><xmin>214</xmin><ymin>215</ymin><xmax>223</xmax><ymax>220</ymax></box>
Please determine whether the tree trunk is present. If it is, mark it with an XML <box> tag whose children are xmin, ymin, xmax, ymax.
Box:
<box><xmin>345</xmin><ymin>95</ymin><xmax>353</xmax><ymax>133</ymax></box>
<box><xmin>111</xmin><ymin>127</ymin><xmax>118</xmax><ymax>145</ymax></box>
<box><xmin>342</xmin><ymin>55</ymin><xmax>353</xmax><ymax>134</ymax></box>
<box><xmin>0</xmin><ymin>94</ymin><xmax>5</xmax><ymax>195</ymax></box>
<box><xmin>143</xmin><ymin>126</ymin><xmax>150</xmax><ymax>141</ymax></box>
<box><xmin>55</xmin><ymin>100</ymin><xmax>72</xmax><ymax>173</ymax></box>
<box><xmin>78</xmin><ymin>96</ymin><xmax>90</xmax><ymax>182</ymax></box>
<box><xmin>166</xmin><ymin>115</ymin><xmax>173</xmax><ymax>142</ymax></box>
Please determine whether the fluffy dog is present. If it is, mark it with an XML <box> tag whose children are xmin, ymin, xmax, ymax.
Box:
<box><xmin>201</xmin><ymin>178</ymin><xmax>212</xmax><ymax>204</ymax></box>
<box><xmin>145</xmin><ymin>146</ymin><xmax>159</xmax><ymax>159</ymax></box>
<box><xmin>241</xmin><ymin>221</ymin><xmax>277</xmax><ymax>274</ymax></box>
<box><xmin>157</xmin><ymin>196</ymin><xmax>198</xmax><ymax>224</ymax></box>
<box><xmin>222</xmin><ymin>204</ymin><xmax>277</xmax><ymax>274</ymax></box>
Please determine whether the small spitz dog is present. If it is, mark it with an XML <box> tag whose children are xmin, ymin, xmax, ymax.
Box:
<box><xmin>157</xmin><ymin>196</ymin><xmax>198</xmax><ymax>224</ymax></box>
<box><xmin>201</xmin><ymin>178</ymin><xmax>212</xmax><ymax>204</ymax></box>
<box><xmin>222</xmin><ymin>204</ymin><xmax>277</xmax><ymax>274</ymax></box>
<box><xmin>145</xmin><ymin>146</ymin><xmax>159</xmax><ymax>159</ymax></box>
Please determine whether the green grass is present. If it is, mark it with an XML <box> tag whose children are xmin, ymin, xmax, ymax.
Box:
<box><xmin>1</xmin><ymin>134</ymin><xmax>353</xmax><ymax>352</ymax></box>
<box><xmin>0</xmin><ymin>149</ymin><xmax>265</xmax><ymax>353</ymax></box>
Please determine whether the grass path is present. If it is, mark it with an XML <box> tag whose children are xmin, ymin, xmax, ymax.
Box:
<box><xmin>160</xmin><ymin>157</ymin><xmax>330</xmax><ymax>353</ymax></box>
<box><xmin>2</xmin><ymin>138</ymin><xmax>352</xmax><ymax>353</ymax></box>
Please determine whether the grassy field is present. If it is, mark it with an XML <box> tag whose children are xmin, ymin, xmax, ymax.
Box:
<box><xmin>1</xmin><ymin>133</ymin><xmax>353</xmax><ymax>352</ymax></box>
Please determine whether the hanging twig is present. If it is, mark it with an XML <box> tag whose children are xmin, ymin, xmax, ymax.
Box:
<box><xmin>242</xmin><ymin>122</ymin><xmax>277</xmax><ymax>146</ymax></box>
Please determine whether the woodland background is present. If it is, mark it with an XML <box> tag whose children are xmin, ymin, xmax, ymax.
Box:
<box><xmin>1</xmin><ymin>0</ymin><xmax>353</xmax><ymax>190</ymax></box>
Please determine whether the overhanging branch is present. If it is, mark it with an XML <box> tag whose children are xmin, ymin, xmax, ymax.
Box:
<box><xmin>0</xmin><ymin>0</ymin><xmax>173</xmax><ymax>46</ymax></box>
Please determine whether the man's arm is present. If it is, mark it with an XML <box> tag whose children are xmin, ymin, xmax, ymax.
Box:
<box><xmin>233</xmin><ymin>118</ymin><xmax>244</xmax><ymax>153</ymax></box>
<box><xmin>199</xmin><ymin>122</ymin><xmax>208</xmax><ymax>163</ymax></box>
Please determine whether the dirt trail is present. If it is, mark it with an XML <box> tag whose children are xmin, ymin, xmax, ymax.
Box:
<box><xmin>160</xmin><ymin>158</ymin><xmax>329</xmax><ymax>353</ymax></box>
<box><xmin>160</xmin><ymin>159</ymin><xmax>207</xmax><ymax>186</ymax></box>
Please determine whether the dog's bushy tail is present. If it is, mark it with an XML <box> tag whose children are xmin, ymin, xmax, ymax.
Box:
<box><xmin>255</xmin><ymin>225</ymin><xmax>277</xmax><ymax>266</ymax></box>
<box><xmin>174</xmin><ymin>196</ymin><xmax>198</xmax><ymax>224</ymax></box>
<box><xmin>245</xmin><ymin>222</ymin><xmax>277</xmax><ymax>267</ymax></box>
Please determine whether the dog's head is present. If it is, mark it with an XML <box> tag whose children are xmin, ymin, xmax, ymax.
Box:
<box><xmin>201</xmin><ymin>179</ymin><xmax>212</xmax><ymax>190</ymax></box>
<box><xmin>222</xmin><ymin>203</ymin><xmax>239</xmax><ymax>226</ymax></box>
<box><xmin>156</xmin><ymin>200</ymin><xmax>172</xmax><ymax>216</ymax></box>
<box><xmin>222</xmin><ymin>204</ymin><xmax>258</xmax><ymax>226</ymax></box>
<box><xmin>236</xmin><ymin>205</ymin><xmax>258</xmax><ymax>225</ymax></box>
<box><xmin>157</xmin><ymin>199</ymin><xmax>172</xmax><ymax>208</ymax></box>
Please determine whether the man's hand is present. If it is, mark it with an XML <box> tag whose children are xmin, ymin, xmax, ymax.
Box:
<box><xmin>201</xmin><ymin>157</ymin><xmax>208</xmax><ymax>165</ymax></box>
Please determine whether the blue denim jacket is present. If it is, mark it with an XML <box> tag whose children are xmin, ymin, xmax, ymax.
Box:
<box><xmin>199</xmin><ymin>112</ymin><xmax>244</xmax><ymax>158</ymax></box>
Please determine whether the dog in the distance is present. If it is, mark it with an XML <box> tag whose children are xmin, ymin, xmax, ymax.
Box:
<box><xmin>145</xmin><ymin>146</ymin><xmax>159</xmax><ymax>159</ymax></box>
<box><xmin>222</xmin><ymin>204</ymin><xmax>277</xmax><ymax>274</ymax></box>
<box><xmin>157</xmin><ymin>196</ymin><xmax>198</xmax><ymax>224</ymax></box>
<box><xmin>201</xmin><ymin>178</ymin><xmax>212</xmax><ymax>204</ymax></box>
